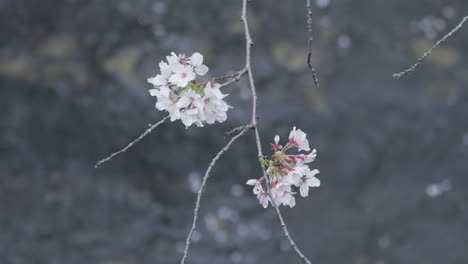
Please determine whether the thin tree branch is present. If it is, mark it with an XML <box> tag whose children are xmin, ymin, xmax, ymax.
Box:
<box><xmin>225</xmin><ymin>123</ymin><xmax>255</xmax><ymax>138</ymax></box>
<box><xmin>94</xmin><ymin>115</ymin><xmax>169</xmax><ymax>168</ymax></box>
<box><xmin>241</xmin><ymin>0</ymin><xmax>313</xmax><ymax>263</ymax></box>
<box><xmin>306</xmin><ymin>0</ymin><xmax>320</xmax><ymax>89</ymax></box>
<box><xmin>218</xmin><ymin>68</ymin><xmax>248</xmax><ymax>86</ymax></box>
<box><xmin>180</xmin><ymin>124</ymin><xmax>254</xmax><ymax>264</ymax></box>
<box><xmin>393</xmin><ymin>15</ymin><xmax>468</xmax><ymax>79</ymax></box>
<box><xmin>201</xmin><ymin>67</ymin><xmax>248</xmax><ymax>88</ymax></box>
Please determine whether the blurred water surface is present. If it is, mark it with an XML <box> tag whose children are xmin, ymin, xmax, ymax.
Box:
<box><xmin>1</xmin><ymin>0</ymin><xmax>468</xmax><ymax>263</ymax></box>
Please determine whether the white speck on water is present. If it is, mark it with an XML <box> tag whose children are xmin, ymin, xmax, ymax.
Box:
<box><xmin>175</xmin><ymin>241</ymin><xmax>185</xmax><ymax>253</ymax></box>
<box><xmin>152</xmin><ymin>2</ymin><xmax>166</xmax><ymax>14</ymax></box>
<box><xmin>319</xmin><ymin>15</ymin><xmax>332</xmax><ymax>28</ymax></box>
<box><xmin>426</xmin><ymin>179</ymin><xmax>451</xmax><ymax>198</ymax></box>
<box><xmin>187</xmin><ymin>171</ymin><xmax>201</xmax><ymax>193</ymax></box>
<box><xmin>204</xmin><ymin>213</ymin><xmax>218</xmax><ymax>232</ymax></box>
<box><xmin>315</xmin><ymin>0</ymin><xmax>331</xmax><ymax>9</ymax></box>
<box><xmin>191</xmin><ymin>230</ymin><xmax>202</xmax><ymax>242</ymax></box>
<box><xmin>378</xmin><ymin>235</ymin><xmax>390</xmax><ymax>249</ymax></box>
<box><xmin>462</xmin><ymin>133</ymin><xmax>468</xmax><ymax>146</ymax></box>
<box><xmin>230</xmin><ymin>251</ymin><xmax>243</xmax><ymax>263</ymax></box>
<box><xmin>153</xmin><ymin>24</ymin><xmax>166</xmax><ymax>38</ymax></box>
<box><xmin>215</xmin><ymin>230</ymin><xmax>228</xmax><ymax>244</ymax></box>
<box><xmin>230</xmin><ymin>184</ymin><xmax>244</xmax><ymax>197</ymax></box>
<box><xmin>280</xmin><ymin>239</ymin><xmax>292</xmax><ymax>252</ymax></box>
<box><xmin>337</xmin><ymin>34</ymin><xmax>352</xmax><ymax>49</ymax></box>
<box><xmin>218</xmin><ymin>206</ymin><xmax>239</xmax><ymax>222</ymax></box>
<box><xmin>236</xmin><ymin>224</ymin><xmax>249</xmax><ymax>238</ymax></box>
<box><xmin>442</xmin><ymin>6</ymin><xmax>456</xmax><ymax>19</ymax></box>
<box><xmin>410</xmin><ymin>16</ymin><xmax>447</xmax><ymax>40</ymax></box>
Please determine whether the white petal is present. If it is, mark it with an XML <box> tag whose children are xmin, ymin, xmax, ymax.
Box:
<box><xmin>168</xmin><ymin>74</ymin><xmax>181</xmax><ymax>85</ymax></box>
<box><xmin>300</xmin><ymin>184</ymin><xmax>309</xmax><ymax>197</ymax></box>
<box><xmin>253</xmin><ymin>185</ymin><xmax>262</xmax><ymax>195</ymax></box>
<box><xmin>190</xmin><ymin>52</ymin><xmax>203</xmax><ymax>66</ymax></box>
<box><xmin>307</xmin><ymin>176</ymin><xmax>320</xmax><ymax>187</ymax></box>
<box><xmin>177</xmin><ymin>78</ymin><xmax>190</xmax><ymax>87</ymax></box>
<box><xmin>176</xmin><ymin>97</ymin><xmax>190</xmax><ymax>108</ymax></box>
<box><xmin>303</xmin><ymin>149</ymin><xmax>317</xmax><ymax>163</ymax></box>
<box><xmin>246</xmin><ymin>179</ymin><xmax>258</xmax><ymax>186</ymax></box>
<box><xmin>147</xmin><ymin>75</ymin><xmax>167</xmax><ymax>86</ymax></box>
<box><xmin>149</xmin><ymin>89</ymin><xmax>159</xmax><ymax>97</ymax></box>
<box><xmin>195</xmin><ymin>65</ymin><xmax>209</xmax><ymax>76</ymax></box>
<box><xmin>166</xmin><ymin>52</ymin><xmax>179</xmax><ymax>64</ymax></box>
<box><xmin>288</xmin><ymin>195</ymin><xmax>296</xmax><ymax>208</ymax></box>
<box><xmin>274</xmin><ymin>135</ymin><xmax>280</xmax><ymax>144</ymax></box>
<box><xmin>186</xmin><ymin>70</ymin><xmax>196</xmax><ymax>82</ymax></box>
<box><xmin>259</xmin><ymin>195</ymin><xmax>269</xmax><ymax>208</ymax></box>
<box><xmin>159</xmin><ymin>61</ymin><xmax>172</xmax><ymax>77</ymax></box>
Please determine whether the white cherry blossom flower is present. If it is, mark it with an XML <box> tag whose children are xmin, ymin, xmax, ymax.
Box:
<box><xmin>166</xmin><ymin>52</ymin><xmax>181</xmax><ymax>65</ymax></box>
<box><xmin>147</xmin><ymin>51</ymin><xmax>231</xmax><ymax>128</ymax></box>
<box><xmin>149</xmin><ymin>86</ymin><xmax>170</xmax><ymax>99</ymax></box>
<box><xmin>169</xmin><ymin>64</ymin><xmax>196</xmax><ymax>87</ymax></box>
<box><xmin>247</xmin><ymin>127</ymin><xmax>320</xmax><ymax>208</ymax></box>
<box><xmin>159</xmin><ymin>61</ymin><xmax>172</xmax><ymax>77</ymax></box>
<box><xmin>298</xmin><ymin>169</ymin><xmax>320</xmax><ymax>197</ymax></box>
<box><xmin>147</xmin><ymin>74</ymin><xmax>168</xmax><ymax>86</ymax></box>
<box><xmin>271</xmin><ymin>184</ymin><xmax>296</xmax><ymax>208</ymax></box>
<box><xmin>301</xmin><ymin>149</ymin><xmax>317</xmax><ymax>163</ymax></box>
<box><xmin>203</xmin><ymin>82</ymin><xmax>231</xmax><ymax>124</ymax></box>
<box><xmin>288</xmin><ymin>126</ymin><xmax>310</xmax><ymax>152</ymax></box>
<box><xmin>190</xmin><ymin>52</ymin><xmax>209</xmax><ymax>76</ymax></box>
<box><xmin>178</xmin><ymin>90</ymin><xmax>204</xmax><ymax>127</ymax></box>
<box><xmin>155</xmin><ymin>96</ymin><xmax>181</xmax><ymax>121</ymax></box>
<box><xmin>181</xmin><ymin>108</ymin><xmax>204</xmax><ymax>127</ymax></box>
<box><xmin>246</xmin><ymin>179</ymin><xmax>262</xmax><ymax>195</ymax></box>
<box><xmin>284</xmin><ymin>164</ymin><xmax>307</xmax><ymax>186</ymax></box>
<box><xmin>258</xmin><ymin>190</ymin><xmax>270</xmax><ymax>208</ymax></box>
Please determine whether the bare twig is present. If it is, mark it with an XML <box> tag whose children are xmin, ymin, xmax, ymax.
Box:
<box><xmin>218</xmin><ymin>67</ymin><xmax>248</xmax><ymax>88</ymax></box>
<box><xmin>242</xmin><ymin>0</ymin><xmax>313</xmax><ymax>263</ymax></box>
<box><xmin>225</xmin><ymin>123</ymin><xmax>254</xmax><ymax>138</ymax></box>
<box><xmin>201</xmin><ymin>67</ymin><xmax>248</xmax><ymax>88</ymax></box>
<box><xmin>393</xmin><ymin>15</ymin><xmax>468</xmax><ymax>79</ymax></box>
<box><xmin>94</xmin><ymin>115</ymin><xmax>169</xmax><ymax>168</ymax></box>
<box><xmin>217</xmin><ymin>68</ymin><xmax>248</xmax><ymax>85</ymax></box>
<box><xmin>180</xmin><ymin>124</ymin><xmax>254</xmax><ymax>264</ymax></box>
<box><xmin>306</xmin><ymin>0</ymin><xmax>320</xmax><ymax>89</ymax></box>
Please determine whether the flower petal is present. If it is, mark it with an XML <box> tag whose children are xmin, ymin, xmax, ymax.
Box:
<box><xmin>190</xmin><ymin>52</ymin><xmax>203</xmax><ymax>66</ymax></box>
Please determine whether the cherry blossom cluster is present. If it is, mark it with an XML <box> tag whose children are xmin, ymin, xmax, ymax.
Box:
<box><xmin>147</xmin><ymin>52</ymin><xmax>231</xmax><ymax>128</ymax></box>
<box><xmin>246</xmin><ymin>127</ymin><xmax>320</xmax><ymax>208</ymax></box>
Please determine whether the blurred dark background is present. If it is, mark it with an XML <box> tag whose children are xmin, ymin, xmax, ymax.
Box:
<box><xmin>1</xmin><ymin>0</ymin><xmax>468</xmax><ymax>263</ymax></box>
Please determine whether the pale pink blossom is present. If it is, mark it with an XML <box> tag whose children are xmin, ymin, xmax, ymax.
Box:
<box><xmin>274</xmin><ymin>135</ymin><xmax>280</xmax><ymax>145</ymax></box>
<box><xmin>166</xmin><ymin>52</ymin><xmax>182</xmax><ymax>65</ymax></box>
<box><xmin>155</xmin><ymin>96</ymin><xmax>181</xmax><ymax>121</ymax></box>
<box><xmin>169</xmin><ymin>64</ymin><xmax>196</xmax><ymax>87</ymax></box>
<box><xmin>178</xmin><ymin>90</ymin><xmax>204</xmax><ymax>128</ymax></box>
<box><xmin>159</xmin><ymin>61</ymin><xmax>172</xmax><ymax>77</ymax></box>
<box><xmin>258</xmin><ymin>190</ymin><xmax>270</xmax><ymax>208</ymax></box>
<box><xmin>149</xmin><ymin>86</ymin><xmax>170</xmax><ymax>99</ymax></box>
<box><xmin>147</xmin><ymin>52</ymin><xmax>231</xmax><ymax>128</ymax></box>
<box><xmin>271</xmin><ymin>184</ymin><xmax>296</xmax><ymax>208</ymax></box>
<box><xmin>247</xmin><ymin>127</ymin><xmax>320</xmax><ymax>208</ymax></box>
<box><xmin>190</xmin><ymin>52</ymin><xmax>209</xmax><ymax>76</ymax></box>
<box><xmin>203</xmin><ymin>82</ymin><xmax>231</xmax><ymax>124</ymax></box>
<box><xmin>298</xmin><ymin>169</ymin><xmax>320</xmax><ymax>197</ymax></box>
<box><xmin>246</xmin><ymin>179</ymin><xmax>262</xmax><ymax>195</ymax></box>
<box><xmin>288</xmin><ymin>126</ymin><xmax>310</xmax><ymax>152</ymax></box>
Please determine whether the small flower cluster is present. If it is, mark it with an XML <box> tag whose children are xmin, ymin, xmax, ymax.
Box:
<box><xmin>246</xmin><ymin>127</ymin><xmax>320</xmax><ymax>208</ymax></box>
<box><xmin>147</xmin><ymin>52</ymin><xmax>231</xmax><ymax>128</ymax></box>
